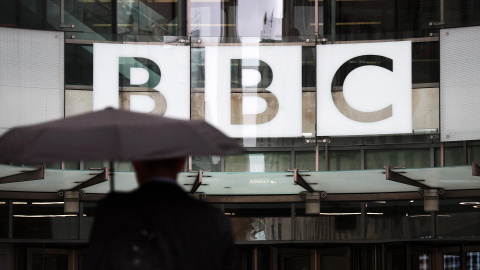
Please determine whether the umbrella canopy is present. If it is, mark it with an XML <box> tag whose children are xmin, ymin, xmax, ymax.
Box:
<box><xmin>0</xmin><ymin>108</ymin><xmax>245</xmax><ymax>164</ymax></box>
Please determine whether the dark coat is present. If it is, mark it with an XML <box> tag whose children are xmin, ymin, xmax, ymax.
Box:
<box><xmin>82</xmin><ymin>180</ymin><xmax>236</xmax><ymax>270</ymax></box>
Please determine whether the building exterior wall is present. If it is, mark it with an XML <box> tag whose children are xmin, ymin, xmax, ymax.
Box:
<box><xmin>1</xmin><ymin>0</ymin><xmax>480</xmax><ymax>269</ymax></box>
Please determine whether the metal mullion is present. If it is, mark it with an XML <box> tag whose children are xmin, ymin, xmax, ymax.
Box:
<box><xmin>430</xmin><ymin>147</ymin><xmax>435</xmax><ymax>167</ymax></box>
<box><xmin>291</xmin><ymin>150</ymin><xmax>295</xmax><ymax>170</ymax></box>
<box><xmin>441</xmin><ymin>142</ymin><xmax>445</xmax><ymax>167</ymax></box>
<box><xmin>221</xmin><ymin>156</ymin><xmax>225</xmax><ymax>172</ymax></box>
<box><xmin>360</xmin><ymin>149</ymin><xmax>365</xmax><ymax>170</ymax></box>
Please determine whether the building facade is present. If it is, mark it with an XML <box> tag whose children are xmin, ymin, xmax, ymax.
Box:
<box><xmin>1</xmin><ymin>0</ymin><xmax>480</xmax><ymax>269</ymax></box>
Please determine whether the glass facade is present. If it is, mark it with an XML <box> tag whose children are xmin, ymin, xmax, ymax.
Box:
<box><xmin>2</xmin><ymin>1</ymin><xmax>480</xmax><ymax>269</ymax></box>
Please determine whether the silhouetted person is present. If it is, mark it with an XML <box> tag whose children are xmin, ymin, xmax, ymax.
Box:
<box><xmin>82</xmin><ymin>158</ymin><xmax>236</xmax><ymax>270</ymax></box>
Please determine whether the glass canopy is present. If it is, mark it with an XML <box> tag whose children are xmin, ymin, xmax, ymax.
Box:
<box><xmin>0</xmin><ymin>164</ymin><xmax>479</xmax><ymax>195</ymax></box>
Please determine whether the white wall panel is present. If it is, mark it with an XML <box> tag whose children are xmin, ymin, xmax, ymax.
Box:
<box><xmin>0</xmin><ymin>27</ymin><xmax>64</xmax><ymax>132</ymax></box>
<box><xmin>440</xmin><ymin>26</ymin><xmax>480</xmax><ymax>141</ymax></box>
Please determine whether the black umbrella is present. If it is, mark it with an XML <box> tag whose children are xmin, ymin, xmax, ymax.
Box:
<box><xmin>0</xmin><ymin>108</ymin><xmax>244</xmax><ymax>191</ymax></box>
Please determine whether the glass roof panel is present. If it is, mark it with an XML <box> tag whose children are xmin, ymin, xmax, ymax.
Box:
<box><xmin>0</xmin><ymin>165</ymin><xmax>479</xmax><ymax>195</ymax></box>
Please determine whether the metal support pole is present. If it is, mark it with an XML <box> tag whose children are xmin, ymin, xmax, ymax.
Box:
<box><xmin>360</xmin><ymin>149</ymin><xmax>365</xmax><ymax>170</ymax></box>
<box><xmin>315</xmin><ymin>145</ymin><xmax>319</xmax><ymax>171</ymax></box>
<box><xmin>441</xmin><ymin>142</ymin><xmax>445</xmax><ymax>167</ymax></box>
<box><xmin>325</xmin><ymin>142</ymin><xmax>329</xmax><ymax>171</ymax></box>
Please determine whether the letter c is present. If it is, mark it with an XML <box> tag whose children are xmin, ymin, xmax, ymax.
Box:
<box><xmin>331</xmin><ymin>55</ymin><xmax>393</xmax><ymax>123</ymax></box>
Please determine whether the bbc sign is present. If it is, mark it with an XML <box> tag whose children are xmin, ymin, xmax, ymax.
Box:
<box><xmin>93</xmin><ymin>41</ymin><xmax>411</xmax><ymax>138</ymax></box>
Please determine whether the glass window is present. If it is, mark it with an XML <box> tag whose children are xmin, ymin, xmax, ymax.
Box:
<box><xmin>79</xmin><ymin>0</ymin><xmax>113</xmax><ymax>36</ymax></box>
<box><xmin>192</xmin><ymin>155</ymin><xmax>221</xmax><ymax>172</ymax></box>
<box><xmin>191</xmin><ymin>0</ymin><xmax>315</xmax><ymax>39</ymax></box>
<box><xmin>80</xmin><ymin>202</ymin><xmax>97</xmax><ymax>240</ymax></box>
<box><xmin>434</xmin><ymin>146</ymin><xmax>464</xmax><ymax>167</ymax></box>
<box><xmin>46</xmin><ymin>162</ymin><xmax>80</xmax><ymax>170</ymax></box>
<box><xmin>83</xmin><ymin>161</ymin><xmax>108</xmax><ymax>170</ymax></box>
<box><xmin>225</xmin><ymin>203</ymin><xmax>291</xmax><ymax>241</ymax></box>
<box><xmin>118</xmin><ymin>0</ymin><xmax>185</xmax><ymax>39</ymax></box>
<box><xmin>295</xmin><ymin>151</ymin><xmax>319</xmax><ymax>171</ymax></box>
<box><xmin>444</xmin><ymin>0</ymin><xmax>480</xmax><ymax>28</ymax></box>
<box><xmin>412</xmin><ymin>41</ymin><xmax>439</xmax><ymax>84</ymax></box>
<box><xmin>437</xmin><ymin>198</ymin><xmax>480</xmax><ymax>238</ymax></box>
<box><xmin>365</xmin><ymin>148</ymin><xmax>430</xmax><ymax>169</ymax></box>
<box><xmin>225</xmin><ymin>152</ymin><xmax>291</xmax><ymax>172</ymax></box>
<box><xmin>65</xmin><ymin>44</ymin><xmax>94</xmax><ymax>86</ymax></box>
<box><xmin>468</xmin><ymin>145</ymin><xmax>480</xmax><ymax>164</ymax></box>
<box><xmin>0</xmin><ymin>201</ymin><xmax>8</xmax><ymax>238</ymax></box>
<box><xmin>295</xmin><ymin>202</ymin><xmax>362</xmax><ymax>240</ymax></box>
<box><xmin>13</xmin><ymin>201</ymin><xmax>79</xmax><ymax>239</ymax></box>
<box><xmin>366</xmin><ymin>200</ymin><xmax>431</xmax><ymax>239</ymax></box>
<box><xmin>329</xmin><ymin>150</ymin><xmax>361</xmax><ymax>171</ymax></box>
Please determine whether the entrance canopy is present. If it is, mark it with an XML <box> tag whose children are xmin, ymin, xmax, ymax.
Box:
<box><xmin>1</xmin><ymin>164</ymin><xmax>480</xmax><ymax>201</ymax></box>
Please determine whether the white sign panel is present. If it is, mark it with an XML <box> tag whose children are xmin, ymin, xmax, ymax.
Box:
<box><xmin>317</xmin><ymin>41</ymin><xmax>412</xmax><ymax>136</ymax></box>
<box><xmin>0</xmin><ymin>28</ymin><xmax>64</xmax><ymax>136</ymax></box>
<box><xmin>205</xmin><ymin>46</ymin><xmax>302</xmax><ymax>138</ymax></box>
<box><xmin>93</xmin><ymin>43</ymin><xmax>190</xmax><ymax>119</ymax></box>
<box><xmin>440</xmin><ymin>26</ymin><xmax>480</xmax><ymax>142</ymax></box>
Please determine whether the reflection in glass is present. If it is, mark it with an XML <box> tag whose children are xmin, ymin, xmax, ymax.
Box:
<box><xmin>13</xmin><ymin>202</ymin><xmax>78</xmax><ymax>239</ymax></box>
<box><xmin>466</xmin><ymin>252</ymin><xmax>480</xmax><ymax>269</ymax></box>
<box><xmin>443</xmin><ymin>254</ymin><xmax>461</xmax><ymax>270</ymax></box>
<box><xmin>230</xmin><ymin>217</ymin><xmax>291</xmax><ymax>240</ymax></box>
<box><xmin>434</xmin><ymin>146</ymin><xmax>464</xmax><ymax>167</ymax></box>
<box><xmin>118</xmin><ymin>0</ymin><xmax>184</xmax><ymax>40</ymax></box>
<box><xmin>437</xmin><ymin>198</ymin><xmax>480</xmax><ymax>238</ymax></box>
<box><xmin>295</xmin><ymin>151</ymin><xmax>316</xmax><ymax>171</ymax></box>
<box><xmin>226</xmin><ymin>203</ymin><xmax>291</xmax><ymax>241</ymax></box>
<box><xmin>468</xmin><ymin>145</ymin><xmax>480</xmax><ymax>165</ymax></box>
<box><xmin>365</xmin><ymin>148</ymin><xmax>430</xmax><ymax>169</ymax></box>
<box><xmin>411</xmin><ymin>253</ymin><xmax>431</xmax><ymax>270</ymax></box>
<box><xmin>0</xmin><ymin>201</ymin><xmax>7</xmax><ymax>238</ymax></box>
<box><xmin>412</xmin><ymin>41</ymin><xmax>439</xmax><ymax>84</ymax></box>
<box><xmin>444</xmin><ymin>0</ymin><xmax>480</xmax><ymax>28</ymax></box>
<box><xmin>296</xmin><ymin>202</ymin><xmax>362</xmax><ymax>240</ymax></box>
<box><xmin>81</xmin><ymin>202</ymin><xmax>97</xmax><ymax>239</ymax></box>
<box><xmin>225</xmin><ymin>152</ymin><xmax>290</xmax><ymax>172</ymax></box>
<box><xmin>324</xmin><ymin>0</ymin><xmax>427</xmax><ymax>41</ymax></box>
<box><xmin>66</xmin><ymin>44</ymin><xmax>94</xmax><ymax>86</ymax></box>
<box><xmin>191</xmin><ymin>0</ymin><xmax>315</xmax><ymax>39</ymax></box>
<box><xmin>366</xmin><ymin>200</ymin><xmax>431</xmax><ymax>239</ymax></box>
<box><xmin>329</xmin><ymin>150</ymin><xmax>360</xmax><ymax>171</ymax></box>
<box><xmin>192</xmin><ymin>155</ymin><xmax>221</xmax><ymax>172</ymax></box>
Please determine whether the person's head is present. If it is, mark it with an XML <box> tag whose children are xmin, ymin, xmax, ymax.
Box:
<box><xmin>132</xmin><ymin>157</ymin><xmax>185</xmax><ymax>185</ymax></box>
